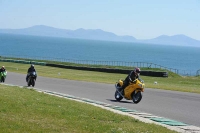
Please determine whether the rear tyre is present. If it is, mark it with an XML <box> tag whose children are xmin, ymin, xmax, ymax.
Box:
<box><xmin>115</xmin><ymin>91</ymin><xmax>123</xmax><ymax>101</ymax></box>
<box><xmin>132</xmin><ymin>91</ymin><xmax>142</xmax><ymax>104</ymax></box>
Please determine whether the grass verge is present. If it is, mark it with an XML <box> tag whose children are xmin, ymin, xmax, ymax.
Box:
<box><xmin>0</xmin><ymin>84</ymin><xmax>177</xmax><ymax>133</ymax></box>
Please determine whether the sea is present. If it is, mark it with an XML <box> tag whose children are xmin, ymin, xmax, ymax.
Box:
<box><xmin>0</xmin><ymin>33</ymin><xmax>200</xmax><ymax>76</ymax></box>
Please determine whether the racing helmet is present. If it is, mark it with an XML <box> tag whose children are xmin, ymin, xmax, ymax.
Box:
<box><xmin>31</xmin><ymin>64</ymin><xmax>34</xmax><ymax>68</ymax></box>
<box><xmin>134</xmin><ymin>67</ymin><xmax>141</xmax><ymax>75</ymax></box>
<box><xmin>2</xmin><ymin>66</ymin><xmax>5</xmax><ymax>70</ymax></box>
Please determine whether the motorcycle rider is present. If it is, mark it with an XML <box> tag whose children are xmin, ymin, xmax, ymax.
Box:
<box><xmin>0</xmin><ymin>66</ymin><xmax>6</xmax><ymax>72</ymax></box>
<box><xmin>118</xmin><ymin>67</ymin><xmax>141</xmax><ymax>94</ymax></box>
<box><xmin>26</xmin><ymin>64</ymin><xmax>37</xmax><ymax>82</ymax></box>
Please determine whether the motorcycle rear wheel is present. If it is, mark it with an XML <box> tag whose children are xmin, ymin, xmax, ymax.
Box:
<box><xmin>132</xmin><ymin>91</ymin><xmax>142</xmax><ymax>104</ymax></box>
<box><xmin>115</xmin><ymin>91</ymin><xmax>123</xmax><ymax>101</ymax></box>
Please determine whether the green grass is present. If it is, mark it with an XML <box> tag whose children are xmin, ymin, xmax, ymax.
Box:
<box><xmin>1</xmin><ymin>61</ymin><xmax>200</xmax><ymax>94</ymax></box>
<box><xmin>0</xmin><ymin>85</ymin><xmax>177</xmax><ymax>133</ymax></box>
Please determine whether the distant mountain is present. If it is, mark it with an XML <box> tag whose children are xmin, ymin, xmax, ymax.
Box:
<box><xmin>0</xmin><ymin>25</ymin><xmax>136</xmax><ymax>42</ymax></box>
<box><xmin>0</xmin><ymin>25</ymin><xmax>200</xmax><ymax>46</ymax></box>
<box><xmin>140</xmin><ymin>34</ymin><xmax>200</xmax><ymax>46</ymax></box>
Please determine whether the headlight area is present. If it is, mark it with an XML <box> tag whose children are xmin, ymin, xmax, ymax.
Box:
<box><xmin>138</xmin><ymin>83</ymin><xmax>145</xmax><ymax>88</ymax></box>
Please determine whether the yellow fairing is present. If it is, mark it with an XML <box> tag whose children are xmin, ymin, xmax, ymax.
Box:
<box><xmin>124</xmin><ymin>79</ymin><xmax>145</xmax><ymax>100</ymax></box>
<box><xmin>118</xmin><ymin>79</ymin><xmax>124</xmax><ymax>86</ymax></box>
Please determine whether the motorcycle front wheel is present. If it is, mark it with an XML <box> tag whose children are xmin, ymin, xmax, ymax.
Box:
<box><xmin>132</xmin><ymin>91</ymin><xmax>142</xmax><ymax>104</ymax></box>
<box><xmin>28</xmin><ymin>81</ymin><xmax>31</xmax><ymax>86</ymax></box>
<box><xmin>115</xmin><ymin>91</ymin><xmax>123</xmax><ymax>101</ymax></box>
<box><xmin>0</xmin><ymin>77</ymin><xmax>5</xmax><ymax>82</ymax></box>
<box><xmin>32</xmin><ymin>79</ymin><xmax>35</xmax><ymax>87</ymax></box>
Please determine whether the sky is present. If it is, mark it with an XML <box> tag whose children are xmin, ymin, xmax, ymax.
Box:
<box><xmin>0</xmin><ymin>0</ymin><xmax>200</xmax><ymax>40</ymax></box>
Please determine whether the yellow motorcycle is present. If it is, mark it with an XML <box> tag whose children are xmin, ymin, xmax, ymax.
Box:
<box><xmin>115</xmin><ymin>78</ymin><xmax>145</xmax><ymax>104</ymax></box>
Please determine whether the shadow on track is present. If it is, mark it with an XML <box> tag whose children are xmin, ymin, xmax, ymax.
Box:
<box><xmin>107</xmin><ymin>99</ymin><xmax>133</xmax><ymax>104</ymax></box>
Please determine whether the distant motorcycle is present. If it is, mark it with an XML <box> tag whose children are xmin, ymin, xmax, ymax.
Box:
<box><xmin>115</xmin><ymin>78</ymin><xmax>145</xmax><ymax>104</ymax></box>
<box><xmin>0</xmin><ymin>71</ymin><xmax>7</xmax><ymax>82</ymax></box>
<box><xmin>27</xmin><ymin>71</ymin><xmax>37</xmax><ymax>87</ymax></box>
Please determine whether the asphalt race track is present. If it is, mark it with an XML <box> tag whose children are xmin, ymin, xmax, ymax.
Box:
<box><xmin>4</xmin><ymin>72</ymin><xmax>200</xmax><ymax>128</ymax></box>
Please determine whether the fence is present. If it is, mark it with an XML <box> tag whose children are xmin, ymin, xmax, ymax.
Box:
<box><xmin>0</xmin><ymin>55</ymin><xmax>198</xmax><ymax>76</ymax></box>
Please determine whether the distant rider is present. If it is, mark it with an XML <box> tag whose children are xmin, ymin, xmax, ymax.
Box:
<box><xmin>0</xmin><ymin>66</ymin><xmax>6</xmax><ymax>72</ymax></box>
<box><xmin>26</xmin><ymin>64</ymin><xmax>37</xmax><ymax>82</ymax></box>
<box><xmin>118</xmin><ymin>67</ymin><xmax>141</xmax><ymax>94</ymax></box>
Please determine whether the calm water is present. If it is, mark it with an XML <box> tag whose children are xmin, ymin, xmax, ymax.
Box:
<box><xmin>0</xmin><ymin>33</ymin><xmax>200</xmax><ymax>75</ymax></box>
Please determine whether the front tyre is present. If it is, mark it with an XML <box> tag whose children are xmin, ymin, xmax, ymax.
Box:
<box><xmin>32</xmin><ymin>79</ymin><xmax>35</xmax><ymax>87</ymax></box>
<box><xmin>2</xmin><ymin>77</ymin><xmax>5</xmax><ymax>82</ymax></box>
<box><xmin>132</xmin><ymin>91</ymin><xmax>142</xmax><ymax>104</ymax></box>
<box><xmin>115</xmin><ymin>91</ymin><xmax>123</xmax><ymax>101</ymax></box>
<box><xmin>28</xmin><ymin>81</ymin><xmax>31</xmax><ymax>86</ymax></box>
<box><xmin>28</xmin><ymin>78</ymin><xmax>31</xmax><ymax>86</ymax></box>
